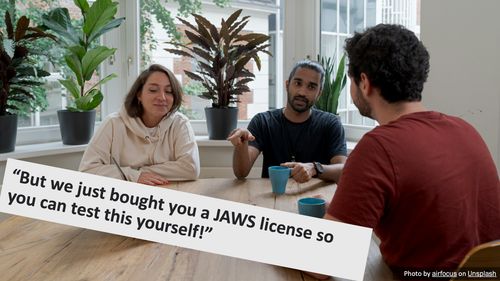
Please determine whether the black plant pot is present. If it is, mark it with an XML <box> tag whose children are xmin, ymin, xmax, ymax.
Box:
<box><xmin>0</xmin><ymin>114</ymin><xmax>17</xmax><ymax>153</ymax></box>
<box><xmin>58</xmin><ymin>110</ymin><xmax>96</xmax><ymax>145</ymax></box>
<box><xmin>205</xmin><ymin>107</ymin><xmax>238</xmax><ymax>140</ymax></box>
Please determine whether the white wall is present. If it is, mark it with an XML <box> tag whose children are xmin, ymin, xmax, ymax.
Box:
<box><xmin>420</xmin><ymin>0</ymin><xmax>500</xmax><ymax>172</ymax></box>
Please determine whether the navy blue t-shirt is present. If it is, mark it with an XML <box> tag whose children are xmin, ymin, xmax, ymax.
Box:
<box><xmin>247</xmin><ymin>108</ymin><xmax>347</xmax><ymax>177</ymax></box>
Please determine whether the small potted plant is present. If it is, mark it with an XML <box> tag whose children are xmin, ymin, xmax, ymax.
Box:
<box><xmin>315</xmin><ymin>53</ymin><xmax>347</xmax><ymax>115</ymax></box>
<box><xmin>0</xmin><ymin>11</ymin><xmax>55</xmax><ymax>153</ymax></box>
<box><xmin>42</xmin><ymin>0</ymin><xmax>124</xmax><ymax>145</ymax></box>
<box><xmin>165</xmin><ymin>9</ymin><xmax>272</xmax><ymax>140</ymax></box>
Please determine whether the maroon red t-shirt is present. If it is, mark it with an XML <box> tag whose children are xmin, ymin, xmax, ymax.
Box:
<box><xmin>329</xmin><ymin>111</ymin><xmax>500</xmax><ymax>276</ymax></box>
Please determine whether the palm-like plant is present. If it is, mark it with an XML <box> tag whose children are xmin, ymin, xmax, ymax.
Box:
<box><xmin>165</xmin><ymin>9</ymin><xmax>272</xmax><ymax>108</ymax></box>
<box><xmin>315</xmin><ymin>53</ymin><xmax>347</xmax><ymax>115</ymax></box>
<box><xmin>0</xmin><ymin>11</ymin><xmax>55</xmax><ymax>116</ymax></box>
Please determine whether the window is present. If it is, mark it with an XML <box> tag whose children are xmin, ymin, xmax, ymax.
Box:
<box><xmin>320</xmin><ymin>0</ymin><xmax>420</xmax><ymax>128</ymax></box>
<box><xmin>9</xmin><ymin>0</ymin><xmax>420</xmax><ymax>147</ymax></box>
<box><xmin>139</xmin><ymin>0</ymin><xmax>281</xmax><ymax>121</ymax></box>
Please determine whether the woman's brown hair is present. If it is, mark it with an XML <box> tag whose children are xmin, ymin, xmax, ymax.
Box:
<box><xmin>124</xmin><ymin>64</ymin><xmax>183</xmax><ymax>118</ymax></box>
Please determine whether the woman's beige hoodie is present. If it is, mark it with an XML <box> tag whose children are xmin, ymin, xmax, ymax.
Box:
<box><xmin>79</xmin><ymin>107</ymin><xmax>200</xmax><ymax>182</ymax></box>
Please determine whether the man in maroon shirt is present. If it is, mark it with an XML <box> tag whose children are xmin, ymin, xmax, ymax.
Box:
<box><xmin>313</xmin><ymin>24</ymin><xmax>500</xmax><ymax>280</ymax></box>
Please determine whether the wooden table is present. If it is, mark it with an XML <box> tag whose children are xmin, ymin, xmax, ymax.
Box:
<box><xmin>0</xmin><ymin>178</ymin><xmax>392</xmax><ymax>281</ymax></box>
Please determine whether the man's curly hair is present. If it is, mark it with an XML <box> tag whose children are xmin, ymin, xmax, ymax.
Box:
<box><xmin>345</xmin><ymin>24</ymin><xmax>430</xmax><ymax>103</ymax></box>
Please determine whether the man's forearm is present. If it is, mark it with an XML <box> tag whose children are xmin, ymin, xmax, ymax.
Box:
<box><xmin>232</xmin><ymin>144</ymin><xmax>253</xmax><ymax>178</ymax></box>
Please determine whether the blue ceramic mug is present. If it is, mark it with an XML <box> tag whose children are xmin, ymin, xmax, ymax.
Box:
<box><xmin>268</xmin><ymin>166</ymin><xmax>291</xmax><ymax>195</ymax></box>
<box><xmin>298</xmin><ymin>197</ymin><xmax>326</xmax><ymax>218</ymax></box>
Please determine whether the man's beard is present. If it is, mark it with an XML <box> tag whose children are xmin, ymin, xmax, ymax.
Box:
<box><xmin>353</xmin><ymin>86</ymin><xmax>373</xmax><ymax>119</ymax></box>
<box><xmin>287</xmin><ymin>92</ymin><xmax>314</xmax><ymax>113</ymax></box>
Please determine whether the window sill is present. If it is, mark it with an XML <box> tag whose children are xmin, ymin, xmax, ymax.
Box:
<box><xmin>0</xmin><ymin>142</ymin><xmax>87</xmax><ymax>162</ymax></box>
<box><xmin>1</xmin><ymin>136</ymin><xmax>357</xmax><ymax>162</ymax></box>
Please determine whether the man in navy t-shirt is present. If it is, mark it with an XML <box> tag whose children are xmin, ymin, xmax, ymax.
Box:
<box><xmin>227</xmin><ymin>60</ymin><xmax>347</xmax><ymax>183</ymax></box>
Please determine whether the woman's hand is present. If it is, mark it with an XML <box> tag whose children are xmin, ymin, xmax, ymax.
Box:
<box><xmin>137</xmin><ymin>172</ymin><xmax>169</xmax><ymax>186</ymax></box>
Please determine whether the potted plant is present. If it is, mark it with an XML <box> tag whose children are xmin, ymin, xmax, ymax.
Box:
<box><xmin>0</xmin><ymin>11</ymin><xmax>55</xmax><ymax>153</ymax></box>
<box><xmin>315</xmin><ymin>53</ymin><xmax>347</xmax><ymax>115</ymax></box>
<box><xmin>42</xmin><ymin>0</ymin><xmax>125</xmax><ymax>145</ymax></box>
<box><xmin>165</xmin><ymin>9</ymin><xmax>272</xmax><ymax>140</ymax></box>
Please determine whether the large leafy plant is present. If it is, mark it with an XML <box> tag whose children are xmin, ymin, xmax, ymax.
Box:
<box><xmin>0</xmin><ymin>11</ymin><xmax>55</xmax><ymax>116</ymax></box>
<box><xmin>165</xmin><ymin>9</ymin><xmax>271</xmax><ymax>108</ymax></box>
<box><xmin>42</xmin><ymin>0</ymin><xmax>125</xmax><ymax>111</ymax></box>
<box><xmin>315</xmin><ymin>53</ymin><xmax>347</xmax><ymax>115</ymax></box>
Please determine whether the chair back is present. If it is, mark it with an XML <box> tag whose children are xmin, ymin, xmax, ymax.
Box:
<box><xmin>452</xmin><ymin>240</ymin><xmax>500</xmax><ymax>281</ymax></box>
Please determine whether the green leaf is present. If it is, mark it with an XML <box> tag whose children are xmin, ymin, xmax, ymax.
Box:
<box><xmin>8</xmin><ymin>95</ymin><xmax>32</xmax><ymax>103</ymax></box>
<box><xmin>64</xmin><ymin>53</ymin><xmax>84</xmax><ymax>87</ymax></box>
<box><xmin>42</xmin><ymin>8</ymin><xmax>80</xmax><ymax>45</ymax></box>
<box><xmin>11</xmin><ymin>79</ymin><xmax>45</xmax><ymax>87</ymax></box>
<box><xmin>2</xmin><ymin>39</ymin><xmax>14</xmax><ymax>57</ymax></box>
<box><xmin>35</xmin><ymin>68</ymin><xmax>51</xmax><ymax>78</ymax></box>
<box><xmin>9</xmin><ymin>85</ymin><xmax>33</xmax><ymax>97</ymax></box>
<box><xmin>74</xmin><ymin>0</ymin><xmax>90</xmax><ymax>13</ymax></box>
<box><xmin>330</xmin><ymin>54</ymin><xmax>346</xmax><ymax>114</ymax></box>
<box><xmin>66</xmin><ymin>106</ymin><xmax>79</xmax><ymax>112</ymax></box>
<box><xmin>59</xmin><ymin>79</ymin><xmax>80</xmax><ymax>100</ymax></box>
<box><xmin>334</xmin><ymin>54</ymin><xmax>346</xmax><ymax>86</ymax></box>
<box><xmin>315</xmin><ymin>53</ymin><xmax>347</xmax><ymax>114</ymax></box>
<box><xmin>68</xmin><ymin>45</ymin><xmax>86</xmax><ymax>60</ymax></box>
<box><xmin>75</xmin><ymin>88</ymin><xmax>103</xmax><ymax>110</ymax></box>
<box><xmin>83</xmin><ymin>0</ymin><xmax>118</xmax><ymax>40</ymax></box>
<box><xmin>81</xmin><ymin>46</ymin><xmax>116</xmax><ymax>81</ymax></box>
<box><xmin>87</xmin><ymin>17</ymin><xmax>125</xmax><ymax>44</ymax></box>
<box><xmin>88</xmin><ymin>73</ymin><xmax>117</xmax><ymax>91</ymax></box>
